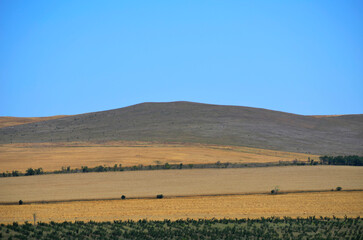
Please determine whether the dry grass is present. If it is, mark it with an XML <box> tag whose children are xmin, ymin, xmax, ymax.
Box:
<box><xmin>0</xmin><ymin>116</ymin><xmax>68</xmax><ymax>128</ymax></box>
<box><xmin>0</xmin><ymin>191</ymin><xmax>362</xmax><ymax>224</ymax></box>
<box><xmin>1</xmin><ymin>166</ymin><xmax>362</xmax><ymax>203</ymax></box>
<box><xmin>0</xmin><ymin>141</ymin><xmax>319</xmax><ymax>172</ymax></box>
<box><xmin>310</xmin><ymin>115</ymin><xmax>343</xmax><ymax>118</ymax></box>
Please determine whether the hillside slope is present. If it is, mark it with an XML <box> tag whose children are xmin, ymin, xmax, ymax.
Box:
<box><xmin>0</xmin><ymin>101</ymin><xmax>362</xmax><ymax>155</ymax></box>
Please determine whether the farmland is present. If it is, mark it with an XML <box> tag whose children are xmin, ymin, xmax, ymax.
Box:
<box><xmin>0</xmin><ymin>141</ymin><xmax>318</xmax><ymax>172</ymax></box>
<box><xmin>0</xmin><ymin>192</ymin><xmax>362</xmax><ymax>224</ymax></box>
<box><xmin>0</xmin><ymin>166</ymin><xmax>362</xmax><ymax>203</ymax></box>
<box><xmin>0</xmin><ymin>103</ymin><xmax>362</xmax><ymax>236</ymax></box>
<box><xmin>2</xmin><ymin>217</ymin><xmax>362</xmax><ymax>240</ymax></box>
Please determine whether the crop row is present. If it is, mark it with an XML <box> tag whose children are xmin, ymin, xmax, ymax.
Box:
<box><xmin>0</xmin><ymin>217</ymin><xmax>362</xmax><ymax>240</ymax></box>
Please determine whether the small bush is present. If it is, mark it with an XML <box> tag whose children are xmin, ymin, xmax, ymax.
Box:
<box><xmin>121</xmin><ymin>195</ymin><xmax>126</xmax><ymax>200</ymax></box>
<box><xmin>164</xmin><ymin>163</ymin><xmax>170</xmax><ymax>169</ymax></box>
<box><xmin>336</xmin><ymin>186</ymin><xmax>342</xmax><ymax>191</ymax></box>
<box><xmin>156</xmin><ymin>194</ymin><xmax>163</xmax><ymax>199</ymax></box>
<box><xmin>18</xmin><ymin>200</ymin><xmax>23</xmax><ymax>205</ymax></box>
<box><xmin>25</xmin><ymin>168</ymin><xmax>35</xmax><ymax>176</ymax></box>
<box><xmin>271</xmin><ymin>186</ymin><xmax>279</xmax><ymax>195</ymax></box>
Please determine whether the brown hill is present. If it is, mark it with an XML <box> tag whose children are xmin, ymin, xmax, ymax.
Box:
<box><xmin>0</xmin><ymin>101</ymin><xmax>362</xmax><ymax>155</ymax></box>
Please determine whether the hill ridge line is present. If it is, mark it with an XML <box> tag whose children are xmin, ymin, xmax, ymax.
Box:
<box><xmin>0</xmin><ymin>101</ymin><xmax>362</xmax><ymax>155</ymax></box>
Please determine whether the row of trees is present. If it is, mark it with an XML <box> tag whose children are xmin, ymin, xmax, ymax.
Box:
<box><xmin>1</xmin><ymin>168</ymin><xmax>44</xmax><ymax>177</ymax></box>
<box><xmin>78</xmin><ymin>163</ymin><xmax>186</xmax><ymax>173</ymax></box>
<box><xmin>1</xmin><ymin>155</ymin><xmax>362</xmax><ymax>178</ymax></box>
<box><xmin>0</xmin><ymin>161</ymin><xmax>276</xmax><ymax>177</ymax></box>
<box><xmin>319</xmin><ymin>155</ymin><xmax>363</xmax><ymax>166</ymax></box>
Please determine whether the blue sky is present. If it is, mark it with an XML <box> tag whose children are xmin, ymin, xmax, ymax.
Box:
<box><xmin>1</xmin><ymin>1</ymin><xmax>362</xmax><ymax>117</ymax></box>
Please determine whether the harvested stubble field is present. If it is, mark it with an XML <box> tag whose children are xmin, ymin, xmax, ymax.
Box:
<box><xmin>0</xmin><ymin>166</ymin><xmax>362</xmax><ymax>202</ymax></box>
<box><xmin>0</xmin><ymin>191</ymin><xmax>362</xmax><ymax>224</ymax></box>
<box><xmin>0</xmin><ymin>141</ymin><xmax>318</xmax><ymax>172</ymax></box>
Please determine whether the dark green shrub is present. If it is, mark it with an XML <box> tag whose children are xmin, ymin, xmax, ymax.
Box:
<box><xmin>81</xmin><ymin>166</ymin><xmax>89</xmax><ymax>173</ymax></box>
<box><xmin>271</xmin><ymin>186</ymin><xmax>279</xmax><ymax>194</ymax></box>
<box><xmin>336</xmin><ymin>186</ymin><xmax>342</xmax><ymax>191</ymax></box>
<box><xmin>35</xmin><ymin>168</ymin><xmax>43</xmax><ymax>175</ymax></box>
<box><xmin>121</xmin><ymin>195</ymin><xmax>126</xmax><ymax>200</ymax></box>
<box><xmin>164</xmin><ymin>163</ymin><xmax>170</xmax><ymax>169</ymax></box>
<box><xmin>156</xmin><ymin>194</ymin><xmax>163</xmax><ymax>199</ymax></box>
<box><xmin>25</xmin><ymin>168</ymin><xmax>35</xmax><ymax>176</ymax></box>
<box><xmin>95</xmin><ymin>165</ymin><xmax>105</xmax><ymax>172</ymax></box>
<box><xmin>18</xmin><ymin>200</ymin><xmax>23</xmax><ymax>205</ymax></box>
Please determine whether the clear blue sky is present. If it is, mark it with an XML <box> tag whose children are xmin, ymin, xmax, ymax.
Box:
<box><xmin>1</xmin><ymin>1</ymin><xmax>362</xmax><ymax>117</ymax></box>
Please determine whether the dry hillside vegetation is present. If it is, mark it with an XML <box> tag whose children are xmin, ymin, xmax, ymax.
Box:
<box><xmin>0</xmin><ymin>116</ymin><xmax>68</xmax><ymax>128</ymax></box>
<box><xmin>0</xmin><ymin>141</ymin><xmax>318</xmax><ymax>172</ymax></box>
<box><xmin>0</xmin><ymin>166</ymin><xmax>362</xmax><ymax>202</ymax></box>
<box><xmin>0</xmin><ymin>191</ymin><xmax>361</xmax><ymax>224</ymax></box>
<box><xmin>310</xmin><ymin>115</ymin><xmax>343</xmax><ymax>118</ymax></box>
<box><xmin>1</xmin><ymin>102</ymin><xmax>362</xmax><ymax>155</ymax></box>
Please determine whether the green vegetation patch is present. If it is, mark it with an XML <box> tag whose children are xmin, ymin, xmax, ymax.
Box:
<box><xmin>0</xmin><ymin>217</ymin><xmax>362</xmax><ymax>240</ymax></box>
<box><xmin>319</xmin><ymin>155</ymin><xmax>363</xmax><ymax>166</ymax></box>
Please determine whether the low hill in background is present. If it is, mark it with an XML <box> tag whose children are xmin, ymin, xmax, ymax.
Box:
<box><xmin>0</xmin><ymin>101</ymin><xmax>362</xmax><ymax>155</ymax></box>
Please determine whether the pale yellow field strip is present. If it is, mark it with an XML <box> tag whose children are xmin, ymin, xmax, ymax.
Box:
<box><xmin>0</xmin><ymin>141</ymin><xmax>319</xmax><ymax>172</ymax></box>
<box><xmin>0</xmin><ymin>116</ymin><xmax>68</xmax><ymax>128</ymax></box>
<box><xmin>310</xmin><ymin>115</ymin><xmax>343</xmax><ymax>118</ymax></box>
<box><xmin>0</xmin><ymin>191</ymin><xmax>361</xmax><ymax>224</ymax></box>
<box><xmin>1</xmin><ymin>166</ymin><xmax>362</xmax><ymax>202</ymax></box>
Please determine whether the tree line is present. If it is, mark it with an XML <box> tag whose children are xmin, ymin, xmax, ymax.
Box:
<box><xmin>0</xmin><ymin>161</ymin><xmax>303</xmax><ymax>178</ymax></box>
<box><xmin>319</xmin><ymin>155</ymin><xmax>363</xmax><ymax>166</ymax></box>
<box><xmin>1</xmin><ymin>155</ymin><xmax>362</xmax><ymax>178</ymax></box>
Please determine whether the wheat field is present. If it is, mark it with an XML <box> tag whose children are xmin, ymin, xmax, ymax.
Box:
<box><xmin>1</xmin><ymin>166</ymin><xmax>362</xmax><ymax>203</ymax></box>
<box><xmin>0</xmin><ymin>141</ymin><xmax>319</xmax><ymax>172</ymax></box>
<box><xmin>0</xmin><ymin>191</ymin><xmax>361</xmax><ymax>224</ymax></box>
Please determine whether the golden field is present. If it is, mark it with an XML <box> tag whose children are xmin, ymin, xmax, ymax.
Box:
<box><xmin>0</xmin><ymin>116</ymin><xmax>68</xmax><ymax>128</ymax></box>
<box><xmin>0</xmin><ymin>166</ymin><xmax>362</xmax><ymax>202</ymax></box>
<box><xmin>0</xmin><ymin>191</ymin><xmax>361</xmax><ymax>224</ymax></box>
<box><xmin>0</xmin><ymin>141</ymin><xmax>319</xmax><ymax>172</ymax></box>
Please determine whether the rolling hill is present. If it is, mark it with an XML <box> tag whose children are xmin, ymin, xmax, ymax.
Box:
<box><xmin>0</xmin><ymin>101</ymin><xmax>362</xmax><ymax>155</ymax></box>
